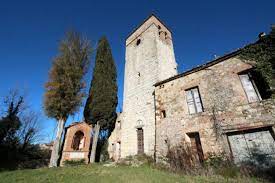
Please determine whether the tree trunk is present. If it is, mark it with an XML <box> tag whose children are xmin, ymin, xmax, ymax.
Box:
<box><xmin>90</xmin><ymin>122</ymin><xmax>100</xmax><ymax>163</ymax></box>
<box><xmin>49</xmin><ymin>119</ymin><xmax>65</xmax><ymax>167</ymax></box>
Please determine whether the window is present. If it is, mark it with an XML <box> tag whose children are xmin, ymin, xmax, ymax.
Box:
<box><xmin>112</xmin><ymin>143</ymin><xmax>115</xmax><ymax>152</ymax></box>
<box><xmin>186</xmin><ymin>87</ymin><xmax>203</xmax><ymax>114</ymax></box>
<box><xmin>136</xmin><ymin>39</ymin><xmax>141</xmax><ymax>46</ymax></box>
<box><xmin>239</xmin><ymin>73</ymin><xmax>261</xmax><ymax>103</ymax></box>
<box><xmin>161</xmin><ymin>110</ymin><xmax>166</xmax><ymax>118</ymax></box>
<box><xmin>117</xmin><ymin>121</ymin><xmax>121</xmax><ymax>129</ymax></box>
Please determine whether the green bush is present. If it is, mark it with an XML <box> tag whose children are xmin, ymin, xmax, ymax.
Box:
<box><xmin>204</xmin><ymin>153</ymin><xmax>240</xmax><ymax>178</ymax></box>
<box><xmin>63</xmin><ymin>159</ymin><xmax>85</xmax><ymax>166</ymax></box>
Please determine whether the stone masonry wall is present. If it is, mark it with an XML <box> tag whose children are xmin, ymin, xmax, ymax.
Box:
<box><xmin>155</xmin><ymin>57</ymin><xmax>275</xmax><ymax>161</ymax></box>
<box><xmin>108</xmin><ymin>113</ymin><xmax>123</xmax><ymax>161</ymax></box>
<box><xmin>120</xmin><ymin>15</ymin><xmax>177</xmax><ymax>158</ymax></box>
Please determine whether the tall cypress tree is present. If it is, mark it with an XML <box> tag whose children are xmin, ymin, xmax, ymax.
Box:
<box><xmin>84</xmin><ymin>36</ymin><xmax>117</xmax><ymax>162</ymax></box>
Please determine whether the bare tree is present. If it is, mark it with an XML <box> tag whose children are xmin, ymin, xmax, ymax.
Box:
<box><xmin>17</xmin><ymin>111</ymin><xmax>42</xmax><ymax>150</ymax></box>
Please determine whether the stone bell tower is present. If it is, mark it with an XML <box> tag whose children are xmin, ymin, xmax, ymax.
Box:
<box><xmin>120</xmin><ymin>15</ymin><xmax>178</xmax><ymax>158</ymax></box>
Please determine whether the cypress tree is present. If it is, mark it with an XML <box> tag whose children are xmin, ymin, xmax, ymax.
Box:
<box><xmin>84</xmin><ymin>36</ymin><xmax>117</xmax><ymax>162</ymax></box>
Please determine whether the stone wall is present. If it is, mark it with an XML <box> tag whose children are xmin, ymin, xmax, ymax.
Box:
<box><xmin>108</xmin><ymin>113</ymin><xmax>123</xmax><ymax>161</ymax></box>
<box><xmin>60</xmin><ymin>122</ymin><xmax>92</xmax><ymax>165</ymax></box>
<box><xmin>154</xmin><ymin>57</ymin><xmax>275</xmax><ymax>161</ymax></box>
<box><xmin>120</xmin><ymin>15</ymin><xmax>177</xmax><ymax>158</ymax></box>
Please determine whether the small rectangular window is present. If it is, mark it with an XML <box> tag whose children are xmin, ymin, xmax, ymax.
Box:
<box><xmin>186</xmin><ymin>87</ymin><xmax>203</xmax><ymax>114</ymax></box>
<box><xmin>239</xmin><ymin>73</ymin><xmax>261</xmax><ymax>103</ymax></box>
<box><xmin>161</xmin><ymin>110</ymin><xmax>166</xmax><ymax>118</ymax></box>
<box><xmin>117</xmin><ymin>121</ymin><xmax>121</xmax><ymax>129</ymax></box>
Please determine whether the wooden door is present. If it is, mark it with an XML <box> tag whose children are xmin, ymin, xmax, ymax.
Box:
<box><xmin>137</xmin><ymin>128</ymin><xmax>144</xmax><ymax>154</ymax></box>
<box><xmin>188</xmin><ymin>132</ymin><xmax>204</xmax><ymax>164</ymax></box>
<box><xmin>227</xmin><ymin>128</ymin><xmax>275</xmax><ymax>165</ymax></box>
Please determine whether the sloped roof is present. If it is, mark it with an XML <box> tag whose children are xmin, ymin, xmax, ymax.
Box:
<box><xmin>155</xmin><ymin>27</ymin><xmax>275</xmax><ymax>87</ymax></box>
<box><xmin>154</xmin><ymin>49</ymin><xmax>243</xmax><ymax>86</ymax></box>
<box><xmin>126</xmin><ymin>13</ymin><xmax>172</xmax><ymax>40</ymax></box>
<box><xmin>65</xmin><ymin>121</ymin><xmax>92</xmax><ymax>129</ymax></box>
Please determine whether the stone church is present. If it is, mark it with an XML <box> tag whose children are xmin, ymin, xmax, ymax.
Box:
<box><xmin>108</xmin><ymin>14</ymin><xmax>275</xmax><ymax>164</ymax></box>
<box><xmin>60</xmin><ymin>14</ymin><xmax>275</xmax><ymax>165</ymax></box>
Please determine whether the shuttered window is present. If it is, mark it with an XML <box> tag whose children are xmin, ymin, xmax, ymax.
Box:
<box><xmin>186</xmin><ymin>87</ymin><xmax>203</xmax><ymax>114</ymax></box>
<box><xmin>239</xmin><ymin>74</ymin><xmax>261</xmax><ymax>103</ymax></box>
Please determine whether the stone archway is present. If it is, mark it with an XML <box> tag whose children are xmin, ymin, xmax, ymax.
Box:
<box><xmin>136</xmin><ymin>119</ymin><xmax>143</xmax><ymax>127</ymax></box>
<box><xmin>136</xmin><ymin>119</ymin><xmax>144</xmax><ymax>154</ymax></box>
<box><xmin>60</xmin><ymin>122</ymin><xmax>92</xmax><ymax>165</ymax></box>
<box><xmin>71</xmin><ymin>131</ymin><xmax>85</xmax><ymax>150</ymax></box>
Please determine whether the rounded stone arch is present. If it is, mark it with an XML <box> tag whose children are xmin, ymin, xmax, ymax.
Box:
<box><xmin>135</xmin><ymin>115</ymin><xmax>146</xmax><ymax>129</ymax></box>
<box><xmin>136</xmin><ymin>119</ymin><xmax>145</xmax><ymax>154</ymax></box>
<box><xmin>71</xmin><ymin>130</ymin><xmax>85</xmax><ymax>150</ymax></box>
<box><xmin>136</xmin><ymin>119</ymin><xmax>144</xmax><ymax>128</ymax></box>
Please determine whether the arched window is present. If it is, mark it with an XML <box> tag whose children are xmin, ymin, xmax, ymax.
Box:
<box><xmin>71</xmin><ymin>131</ymin><xmax>85</xmax><ymax>150</ymax></box>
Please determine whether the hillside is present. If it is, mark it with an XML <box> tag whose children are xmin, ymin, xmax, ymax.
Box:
<box><xmin>0</xmin><ymin>164</ymin><xmax>262</xmax><ymax>183</ymax></box>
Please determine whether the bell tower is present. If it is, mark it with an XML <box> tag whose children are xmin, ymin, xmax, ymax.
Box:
<box><xmin>120</xmin><ymin>15</ymin><xmax>178</xmax><ymax>157</ymax></box>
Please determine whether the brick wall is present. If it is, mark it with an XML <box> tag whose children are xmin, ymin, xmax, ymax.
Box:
<box><xmin>60</xmin><ymin>122</ymin><xmax>92</xmax><ymax>165</ymax></box>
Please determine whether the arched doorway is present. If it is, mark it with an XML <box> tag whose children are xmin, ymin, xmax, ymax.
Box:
<box><xmin>71</xmin><ymin>131</ymin><xmax>85</xmax><ymax>150</ymax></box>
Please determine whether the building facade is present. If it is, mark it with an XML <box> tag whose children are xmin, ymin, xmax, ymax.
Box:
<box><xmin>108</xmin><ymin>14</ymin><xmax>275</xmax><ymax>165</ymax></box>
<box><xmin>120</xmin><ymin>15</ymin><xmax>177</xmax><ymax>157</ymax></box>
<box><xmin>60</xmin><ymin>122</ymin><xmax>92</xmax><ymax>165</ymax></box>
<box><xmin>107</xmin><ymin>113</ymin><xmax>123</xmax><ymax>161</ymax></box>
<box><xmin>154</xmin><ymin>54</ymin><xmax>275</xmax><ymax>164</ymax></box>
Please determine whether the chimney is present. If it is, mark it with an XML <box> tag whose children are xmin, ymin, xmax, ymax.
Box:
<box><xmin>258</xmin><ymin>32</ymin><xmax>266</xmax><ymax>39</ymax></box>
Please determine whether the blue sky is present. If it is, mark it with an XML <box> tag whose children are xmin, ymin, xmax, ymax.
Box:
<box><xmin>0</xmin><ymin>0</ymin><xmax>274</xmax><ymax>143</ymax></box>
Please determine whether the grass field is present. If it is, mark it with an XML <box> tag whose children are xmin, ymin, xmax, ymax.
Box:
<box><xmin>0</xmin><ymin>164</ymin><xmax>262</xmax><ymax>183</ymax></box>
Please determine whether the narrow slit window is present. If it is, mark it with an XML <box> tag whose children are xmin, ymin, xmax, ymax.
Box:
<box><xmin>136</xmin><ymin>39</ymin><xmax>141</xmax><ymax>46</ymax></box>
<box><xmin>117</xmin><ymin>121</ymin><xmax>121</xmax><ymax>129</ymax></box>
<box><xmin>161</xmin><ymin>110</ymin><xmax>166</xmax><ymax>118</ymax></box>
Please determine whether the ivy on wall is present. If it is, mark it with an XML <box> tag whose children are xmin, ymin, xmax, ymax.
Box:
<box><xmin>239</xmin><ymin>29</ymin><xmax>275</xmax><ymax>98</ymax></box>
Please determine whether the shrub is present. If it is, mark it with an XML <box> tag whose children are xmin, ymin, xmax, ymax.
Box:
<box><xmin>165</xmin><ymin>143</ymin><xmax>242</xmax><ymax>178</ymax></box>
<box><xmin>63</xmin><ymin>159</ymin><xmax>85</xmax><ymax>166</ymax></box>
<box><xmin>165</xmin><ymin>139</ymin><xmax>196</xmax><ymax>174</ymax></box>
<box><xmin>0</xmin><ymin>144</ymin><xmax>51</xmax><ymax>171</ymax></box>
